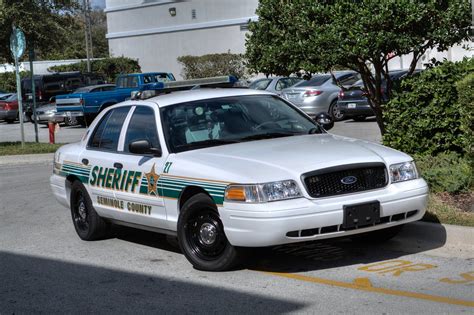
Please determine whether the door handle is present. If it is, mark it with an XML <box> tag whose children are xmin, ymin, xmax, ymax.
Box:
<box><xmin>114</xmin><ymin>162</ymin><xmax>123</xmax><ymax>169</ymax></box>
<box><xmin>82</xmin><ymin>158</ymin><xmax>89</xmax><ymax>166</ymax></box>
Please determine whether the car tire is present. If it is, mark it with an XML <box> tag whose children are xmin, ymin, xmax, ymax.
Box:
<box><xmin>350</xmin><ymin>225</ymin><xmax>403</xmax><ymax>243</ymax></box>
<box><xmin>177</xmin><ymin>193</ymin><xmax>243</xmax><ymax>271</ymax></box>
<box><xmin>70</xmin><ymin>181</ymin><xmax>109</xmax><ymax>241</ymax></box>
<box><xmin>64</xmin><ymin>116</ymin><xmax>78</xmax><ymax>126</ymax></box>
<box><xmin>353</xmin><ymin>116</ymin><xmax>366</xmax><ymax>122</ymax></box>
<box><xmin>329</xmin><ymin>100</ymin><xmax>345</xmax><ymax>121</ymax></box>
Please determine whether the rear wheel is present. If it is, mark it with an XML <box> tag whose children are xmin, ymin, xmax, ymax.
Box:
<box><xmin>178</xmin><ymin>193</ymin><xmax>243</xmax><ymax>271</ymax></box>
<box><xmin>351</xmin><ymin>225</ymin><xmax>403</xmax><ymax>243</ymax></box>
<box><xmin>64</xmin><ymin>116</ymin><xmax>78</xmax><ymax>126</ymax></box>
<box><xmin>329</xmin><ymin>100</ymin><xmax>345</xmax><ymax>121</ymax></box>
<box><xmin>70</xmin><ymin>181</ymin><xmax>109</xmax><ymax>240</ymax></box>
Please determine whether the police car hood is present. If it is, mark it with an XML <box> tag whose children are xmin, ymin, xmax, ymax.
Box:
<box><xmin>174</xmin><ymin>134</ymin><xmax>412</xmax><ymax>183</ymax></box>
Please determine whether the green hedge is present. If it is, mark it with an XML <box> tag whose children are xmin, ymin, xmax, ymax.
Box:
<box><xmin>456</xmin><ymin>72</ymin><xmax>474</xmax><ymax>155</ymax></box>
<box><xmin>177</xmin><ymin>52</ymin><xmax>247</xmax><ymax>80</ymax></box>
<box><xmin>48</xmin><ymin>57</ymin><xmax>141</xmax><ymax>83</ymax></box>
<box><xmin>383</xmin><ymin>58</ymin><xmax>474</xmax><ymax>156</ymax></box>
<box><xmin>416</xmin><ymin>153</ymin><xmax>472</xmax><ymax>194</ymax></box>
<box><xmin>0</xmin><ymin>71</ymin><xmax>30</xmax><ymax>93</ymax></box>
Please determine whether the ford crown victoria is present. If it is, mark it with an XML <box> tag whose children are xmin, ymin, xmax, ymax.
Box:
<box><xmin>50</xmin><ymin>88</ymin><xmax>428</xmax><ymax>271</ymax></box>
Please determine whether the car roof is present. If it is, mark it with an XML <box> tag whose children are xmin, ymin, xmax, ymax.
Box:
<box><xmin>143</xmin><ymin>88</ymin><xmax>274</xmax><ymax>107</ymax></box>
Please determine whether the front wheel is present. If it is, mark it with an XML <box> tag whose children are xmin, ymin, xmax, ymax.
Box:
<box><xmin>329</xmin><ymin>100</ymin><xmax>345</xmax><ymax>121</ymax></box>
<box><xmin>70</xmin><ymin>181</ymin><xmax>109</xmax><ymax>240</ymax></box>
<box><xmin>177</xmin><ymin>193</ymin><xmax>242</xmax><ymax>271</ymax></box>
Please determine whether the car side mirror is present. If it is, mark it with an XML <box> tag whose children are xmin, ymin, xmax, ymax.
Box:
<box><xmin>129</xmin><ymin>139</ymin><xmax>162</xmax><ymax>157</ymax></box>
<box><xmin>314</xmin><ymin>112</ymin><xmax>334</xmax><ymax>131</ymax></box>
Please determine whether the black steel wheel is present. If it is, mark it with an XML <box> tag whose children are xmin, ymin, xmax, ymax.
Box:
<box><xmin>178</xmin><ymin>193</ymin><xmax>243</xmax><ymax>271</ymax></box>
<box><xmin>70</xmin><ymin>181</ymin><xmax>109</xmax><ymax>240</ymax></box>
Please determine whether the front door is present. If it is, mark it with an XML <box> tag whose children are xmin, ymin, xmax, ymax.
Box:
<box><xmin>113</xmin><ymin>105</ymin><xmax>168</xmax><ymax>229</ymax></box>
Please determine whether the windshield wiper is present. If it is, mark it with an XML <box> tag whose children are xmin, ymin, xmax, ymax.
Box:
<box><xmin>240</xmin><ymin>132</ymin><xmax>296</xmax><ymax>141</ymax></box>
<box><xmin>177</xmin><ymin>139</ymin><xmax>240</xmax><ymax>149</ymax></box>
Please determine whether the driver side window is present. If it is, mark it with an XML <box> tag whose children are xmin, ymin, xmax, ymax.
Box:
<box><xmin>124</xmin><ymin>106</ymin><xmax>161</xmax><ymax>153</ymax></box>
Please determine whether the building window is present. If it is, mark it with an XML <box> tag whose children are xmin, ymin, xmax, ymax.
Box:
<box><xmin>191</xmin><ymin>9</ymin><xmax>196</xmax><ymax>19</ymax></box>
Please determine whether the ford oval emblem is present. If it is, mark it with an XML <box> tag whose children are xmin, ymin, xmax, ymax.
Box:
<box><xmin>341</xmin><ymin>176</ymin><xmax>357</xmax><ymax>185</ymax></box>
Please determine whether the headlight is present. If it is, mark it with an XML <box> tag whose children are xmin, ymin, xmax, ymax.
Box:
<box><xmin>389</xmin><ymin>161</ymin><xmax>418</xmax><ymax>183</ymax></box>
<box><xmin>225</xmin><ymin>180</ymin><xmax>302</xmax><ymax>203</ymax></box>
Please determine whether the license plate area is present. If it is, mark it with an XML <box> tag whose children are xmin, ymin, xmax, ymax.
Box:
<box><xmin>348</xmin><ymin>103</ymin><xmax>357</xmax><ymax>108</ymax></box>
<box><xmin>343</xmin><ymin>201</ymin><xmax>380</xmax><ymax>229</ymax></box>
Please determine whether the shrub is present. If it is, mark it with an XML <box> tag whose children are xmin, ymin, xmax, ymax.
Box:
<box><xmin>456</xmin><ymin>72</ymin><xmax>474</xmax><ymax>155</ymax></box>
<box><xmin>0</xmin><ymin>71</ymin><xmax>30</xmax><ymax>92</ymax></box>
<box><xmin>383</xmin><ymin>57</ymin><xmax>474</xmax><ymax>156</ymax></box>
<box><xmin>415</xmin><ymin>153</ymin><xmax>472</xmax><ymax>194</ymax></box>
<box><xmin>48</xmin><ymin>57</ymin><xmax>141</xmax><ymax>83</ymax></box>
<box><xmin>177</xmin><ymin>52</ymin><xmax>247</xmax><ymax>80</ymax></box>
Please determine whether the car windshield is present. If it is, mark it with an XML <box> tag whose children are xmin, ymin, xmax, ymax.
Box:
<box><xmin>249</xmin><ymin>78</ymin><xmax>272</xmax><ymax>90</ymax></box>
<box><xmin>74</xmin><ymin>87</ymin><xmax>92</xmax><ymax>93</ymax></box>
<box><xmin>0</xmin><ymin>94</ymin><xmax>16</xmax><ymax>101</ymax></box>
<box><xmin>161</xmin><ymin>95</ymin><xmax>322</xmax><ymax>153</ymax></box>
<box><xmin>295</xmin><ymin>75</ymin><xmax>331</xmax><ymax>87</ymax></box>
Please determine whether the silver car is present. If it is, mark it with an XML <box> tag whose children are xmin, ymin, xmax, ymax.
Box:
<box><xmin>249</xmin><ymin>76</ymin><xmax>302</xmax><ymax>96</ymax></box>
<box><xmin>281</xmin><ymin>71</ymin><xmax>360</xmax><ymax>120</ymax></box>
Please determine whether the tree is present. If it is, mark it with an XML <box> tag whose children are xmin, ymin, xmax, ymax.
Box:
<box><xmin>245</xmin><ymin>0</ymin><xmax>472</xmax><ymax>134</ymax></box>
<box><xmin>0</xmin><ymin>1</ymin><xmax>109</xmax><ymax>62</ymax></box>
<box><xmin>0</xmin><ymin>1</ymin><xmax>78</xmax><ymax>62</ymax></box>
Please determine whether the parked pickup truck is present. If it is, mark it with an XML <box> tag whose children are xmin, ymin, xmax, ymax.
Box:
<box><xmin>55</xmin><ymin>72</ymin><xmax>175</xmax><ymax>125</ymax></box>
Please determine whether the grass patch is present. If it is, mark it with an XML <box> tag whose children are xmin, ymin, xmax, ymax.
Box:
<box><xmin>423</xmin><ymin>193</ymin><xmax>474</xmax><ymax>227</ymax></box>
<box><xmin>0</xmin><ymin>142</ymin><xmax>63</xmax><ymax>156</ymax></box>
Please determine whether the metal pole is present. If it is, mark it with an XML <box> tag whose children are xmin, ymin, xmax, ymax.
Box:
<box><xmin>83</xmin><ymin>0</ymin><xmax>91</xmax><ymax>72</ymax></box>
<box><xmin>14</xmin><ymin>55</ymin><xmax>25</xmax><ymax>147</ymax></box>
<box><xmin>29</xmin><ymin>46</ymin><xmax>38</xmax><ymax>143</ymax></box>
<box><xmin>86</xmin><ymin>0</ymin><xmax>94</xmax><ymax>61</ymax></box>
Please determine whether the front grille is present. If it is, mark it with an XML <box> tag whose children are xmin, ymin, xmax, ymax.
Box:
<box><xmin>302</xmin><ymin>163</ymin><xmax>387</xmax><ymax>198</ymax></box>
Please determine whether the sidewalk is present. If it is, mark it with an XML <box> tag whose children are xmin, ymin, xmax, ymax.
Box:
<box><xmin>0</xmin><ymin>153</ymin><xmax>54</xmax><ymax>166</ymax></box>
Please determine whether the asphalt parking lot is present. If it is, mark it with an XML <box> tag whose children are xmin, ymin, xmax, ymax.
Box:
<box><xmin>1</xmin><ymin>118</ymin><xmax>472</xmax><ymax>313</ymax></box>
<box><xmin>1</xmin><ymin>162</ymin><xmax>473</xmax><ymax>313</ymax></box>
<box><xmin>0</xmin><ymin>117</ymin><xmax>382</xmax><ymax>144</ymax></box>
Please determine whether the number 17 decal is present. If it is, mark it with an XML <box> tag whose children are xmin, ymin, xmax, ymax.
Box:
<box><xmin>163</xmin><ymin>162</ymin><xmax>173</xmax><ymax>174</ymax></box>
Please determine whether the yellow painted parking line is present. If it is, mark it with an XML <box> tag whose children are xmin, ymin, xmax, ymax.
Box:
<box><xmin>261</xmin><ymin>271</ymin><xmax>474</xmax><ymax>308</ymax></box>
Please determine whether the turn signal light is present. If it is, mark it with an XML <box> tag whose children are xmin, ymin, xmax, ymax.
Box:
<box><xmin>225</xmin><ymin>186</ymin><xmax>246</xmax><ymax>201</ymax></box>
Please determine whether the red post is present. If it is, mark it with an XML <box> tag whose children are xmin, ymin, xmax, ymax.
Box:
<box><xmin>48</xmin><ymin>121</ymin><xmax>55</xmax><ymax>144</ymax></box>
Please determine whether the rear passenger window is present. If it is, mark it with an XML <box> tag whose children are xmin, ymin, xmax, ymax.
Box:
<box><xmin>89</xmin><ymin>107</ymin><xmax>130</xmax><ymax>151</ymax></box>
<box><xmin>124</xmin><ymin>106</ymin><xmax>161</xmax><ymax>153</ymax></box>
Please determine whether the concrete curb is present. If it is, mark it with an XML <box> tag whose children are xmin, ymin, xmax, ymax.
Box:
<box><xmin>395</xmin><ymin>221</ymin><xmax>473</xmax><ymax>258</ymax></box>
<box><xmin>0</xmin><ymin>153</ymin><xmax>54</xmax><ymax>166</ymax></box>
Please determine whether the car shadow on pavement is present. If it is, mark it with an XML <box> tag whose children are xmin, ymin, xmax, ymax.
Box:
<box><xmin>111</xmin><ymin>222</ymin><xmax>447</xmax><ymax>274</ymax></box>
<box><xmin>0</xmin><ymin>251</ymin><xmax>305</xmax><ymax>313</ymax></box>
<box><xmin>247</xmin><ymin>223</ymin><xmax>448</xmax><ymax>273</ymax></box>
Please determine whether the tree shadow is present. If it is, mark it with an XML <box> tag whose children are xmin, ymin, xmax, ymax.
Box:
<box><xmin>0</xmin><ymin>251</ymin><xmax>305</xmax><ymax>313</ymax></box>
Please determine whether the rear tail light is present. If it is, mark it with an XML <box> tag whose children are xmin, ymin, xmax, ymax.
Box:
<box><xmin>338</xmin><ymin>90</ymin><xmax>344</xmax><ymax>99</ymax></box>
<box><xmin>79</xmin><ymin>98</ymin><xmax>84</xmax><ymax>105</ymax></box>
<box><xmin>38</xmin><ymin>90</ymin><xmax>43</xmax><ymax>101</ymax></box>
<box><xmin>303</xmin><ymin>90</ymin><xmax>322</xmax><ymax>97</ymax></box>
<box><xmin>4</xmin><ymin>103</ymin><xmax>12</xmax><ymax>110</ymax></box>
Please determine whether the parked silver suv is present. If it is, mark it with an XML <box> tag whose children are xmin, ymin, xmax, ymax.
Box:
<box><xmin>281</xmin><ymin>71</ymin><xmax>360</xmax><ymax>120</ymax></box>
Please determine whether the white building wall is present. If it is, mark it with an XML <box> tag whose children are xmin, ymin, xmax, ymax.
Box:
<box><xmin>105</xmin><ymin>0</ymin><xmax>472</xmax><ymax>78</ymax></box>
<box><xmin>105</xmin><ymin>0</ymin><xmax>258</xmax><ymax>79</ymax></box>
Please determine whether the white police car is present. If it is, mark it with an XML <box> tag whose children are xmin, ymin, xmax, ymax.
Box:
<box><xmin>50</xmin><ymin>81</ymin><xmax>428</xmax><ymax>271</ymax></box>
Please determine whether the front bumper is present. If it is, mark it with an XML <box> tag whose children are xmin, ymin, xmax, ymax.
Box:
<box><xmin>219</xmin><ymin>178</ymin><xmax>428</xmax><ymax>247</ymax></box>
<box><xmin>50</xmin><ymin>173</ymin><xmax>69</xmax><ymax>209</ymax></box>
<box><xmin>0</xmin><ymin>109</ymin><xmax>17</xmax><ymax>120</ymax></box>
<box><xmin>54</xmin><ymin>111</ymin><xmax>84</xmax><ymax>122</ymax></box>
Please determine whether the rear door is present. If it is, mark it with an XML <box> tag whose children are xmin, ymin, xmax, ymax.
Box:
<box><xmin>114</xmin><ymin>104</ymin><xmax>168</xmax><ymax>229</ymax></box>
<box><xmin>80</xmin><ymin>106</ymin><xmax>132</xmax><ymax>219</ymax></box>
